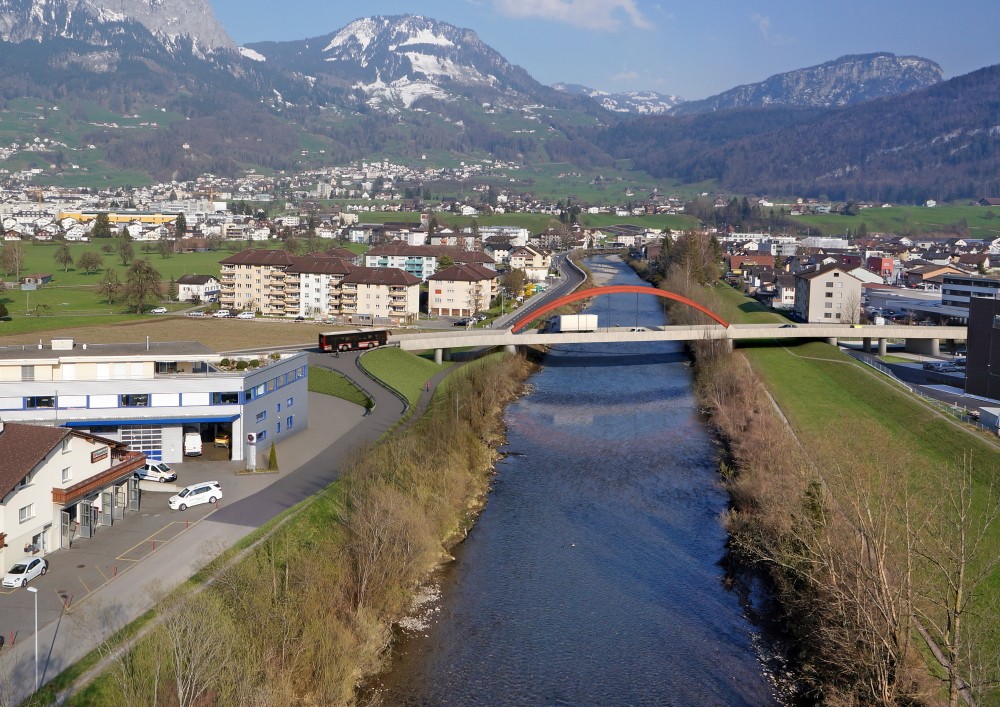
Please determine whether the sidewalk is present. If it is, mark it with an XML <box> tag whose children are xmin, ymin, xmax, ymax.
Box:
<box><xmin>0</xmin><ymin>366</ymin><xmax>399</xmax><ymax>704</ymax></box>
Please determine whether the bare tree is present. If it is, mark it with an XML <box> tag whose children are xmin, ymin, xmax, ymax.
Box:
<box><xmin>77</xmin><ymin>250</ymin><xmax>104</xmax><ymax>275</ymax></box>
<box><xmin>97</xmin><ymin>268</ymin><xmax>122</xmax><ymax>304</ymax></box>
<box><xmin>161</xmin><ymin>592</ymin><xmax>233</xmax><ymax>707</ymax></box>
<box><xmin>914</xmin><ymin>457</ymin><xmax>1000</xmax><ymax>707</ymax></box>
<box><xmin>53</xmin><ymin>243</ymin><xmax>73</xmax><ymax>272</ymax></box>
<box><xmin>0</xmin><ymin>242</ymin><xmax>25</xmax><ymax>280</ymax></box>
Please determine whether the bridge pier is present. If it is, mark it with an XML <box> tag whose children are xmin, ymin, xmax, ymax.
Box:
<box><xmin>434</xmin><ymin>348</ymin><xmax>443</xmax><ymax>365</ymax></box>
<box><xmin>862</xmin><ymin>337</ymin><xmax>872</xmax><ymax>353</ymax></box>
<box><xmin>826</xmin><ymin>337</ymin><xmax>838</xmax><ymax>347</ymax></box>
<box><xmin>905</xmin><ymin>338</ymin><xmax>940</xmax><ymax>357</ymax></box>
<box><xmin>878</xmin><ymin>338</ymin><xmax>887</xmax><ymax>357</ymax></box>
<box><xmin>504</xmin><ymin>344</ymin><xmax>516</xmax><ymax>355</ymax></box>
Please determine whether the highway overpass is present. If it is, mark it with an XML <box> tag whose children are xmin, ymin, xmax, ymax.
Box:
<box><xmin>392</xmin><ymin>323</ymin><xmax>968</xmax><ymax>363</ymax></box>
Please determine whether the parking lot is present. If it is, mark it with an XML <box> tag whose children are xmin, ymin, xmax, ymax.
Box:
<box><xmin>0</xmin><ymin>456</ymin><xmax>244</xmax><ymax>646</ymax></box>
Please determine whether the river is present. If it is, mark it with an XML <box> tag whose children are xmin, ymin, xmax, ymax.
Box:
<box><xmin>372</xmin><ymin>256</ymin><xmax>781</xmax><ymax>705</ymax></box>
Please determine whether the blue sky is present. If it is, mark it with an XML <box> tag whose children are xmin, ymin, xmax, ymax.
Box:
<box><xmin>212</xmin><ymin>0</ymin><xmax>1000</xmax><ymax>100</ymax></box>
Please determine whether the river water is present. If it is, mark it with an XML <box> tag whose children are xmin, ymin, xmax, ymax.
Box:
<box><xmin>373</xmin><ymin>257</ymin><xmax>780</xmax><ymax>705</ymax></box>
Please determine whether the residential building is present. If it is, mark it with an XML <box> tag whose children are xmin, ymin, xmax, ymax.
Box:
<box><xmin>365</xmin><ymin>244</ymin><xmax>440</xmax><ymax>281</ymax></box>
<box><xmin>220</xmin><ymin>249</ymin><xmax>296</xmax><ymax>315</ymax></box>
<box><xmin>426</xmin><ymin>265</ymin><xmax>498</xmax><ymax>317</ymax></box>
<box><xmin>176</xmin><ymin>274</ymin><xmax>221</xmax><ymax>303</ymax></box>
<box><xmin>508</xmin><ymin>245</ymin><xmax>552</xmax><ymax>282</ymax></box>
<box><xmin>0</xmin><ymin>338</ymin><xmax>309</xmax><ymax>464</ymax></box>
<box><xmin>794</xmin><ymin>265</ymin><xmax>864</xmax><ymax>323</ymax></box>
<box><xmin>0</xmin><ymin>421</ymin><xmax>145</xmax><ymax>571</ymax></box>
<box><xmin>340</xmin><ymin>268</ymin><xmax>421</xmax><ymax>324</ymax></box>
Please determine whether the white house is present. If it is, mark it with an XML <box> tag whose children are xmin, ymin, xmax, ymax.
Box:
<box><xmin>176</xmin><ymin>274</ymin><xmax>221</xmax><ymax>303</ymax></box>
<box><xmin>0</xmin><ymin>420</ymin><xmax>144</xmax><ymax>572</ymax></box>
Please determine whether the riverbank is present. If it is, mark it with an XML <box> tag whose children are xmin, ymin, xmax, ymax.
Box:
<box><xmin>61</xmin><ymin>352</ymin><xmax>535</xmax><ymax>705</ymax></box>
<box><xmin>631</xmin><ymin>251</ymin><xmax>1000</xmax><ymax>705</ymax></box>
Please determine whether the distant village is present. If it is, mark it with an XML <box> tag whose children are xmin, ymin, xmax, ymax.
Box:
<box><xmin>0</xmin><ymin>160</ymin><xmax>998</xmax><ymax>328</ymax></box>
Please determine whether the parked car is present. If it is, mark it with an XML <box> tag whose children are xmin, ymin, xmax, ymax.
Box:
<box><xmin>168</xmin><ymin>481</ymin><xmax>222</xmax><ymax>511</ymax></box>
<box><xmin>187</xmin><ymin>310</ymin><xmax>206</xmax><ymax>317</ymax></box>
<box><xmin>135</xmin><ymin>461</ymin><xmax>178</xmax><ymax>483</ymax></box>
<box><xmin>149</xmin><ymin>306</ymin><xmax>168</xmax><ymax>314</ymax></box>
<box><xmin>235</xmin><ymin>311</ymin><xmax>255</xmax><ymax>320</ymax></box>
<box><xmin>294</xmin><ymin>315</ymin><xmax>306</xmax><ymax>322</ymax></box>
<box><xmin>780</xmin><ymin>324</ymin><xmax>797</xmax><ymax>328</ymax></box>
<box><xmin>213</xmin><ymin>309</ymin><xmax>232</xmax><ymax>318</ymax></box>
<box><xmin>214</xmin><ymin>431</ymin><xmax>230</xmax><ymax>448</ymax></box>
<box><xmin>453</xmin><ymin>317</ymin><xmax>475</xmax><ymax>326</ymax></box>
<box><xmin>2</xmin><ymin>558</ymin><xmax>48</xmax><ymax>587</ymax></box>
<box><xmin>627</xmin><ymin>327</ymin><xmax>648</xmax><ymax>332</ymax></box>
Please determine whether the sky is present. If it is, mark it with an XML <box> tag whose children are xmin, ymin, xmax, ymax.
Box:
<box><xmin>211</xmin><ymin>0</ymin><xmax>1000</xmax><ymax>100</ymax></box>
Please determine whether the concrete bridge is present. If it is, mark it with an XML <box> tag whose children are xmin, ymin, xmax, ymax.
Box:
<box><xmin>392</xmin><ymin>323</ymin><xmax>968</xmax><ymax>364</ymax></box>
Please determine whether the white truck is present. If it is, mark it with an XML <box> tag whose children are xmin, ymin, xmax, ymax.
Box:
<box><xmin>548</xmin><ymin>314</ymin><xmax>599</xmax><ymax>332</ymax></box>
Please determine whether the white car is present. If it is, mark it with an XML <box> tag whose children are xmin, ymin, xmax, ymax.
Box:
<box><xmin>168</xmin><ymin>481</ymin><xmax>223</xmax><ymax>511</ymax></box>
<box><xmin>149</xmin><ymin>307</ymin><xmax>168</xmax><ymax>314</ymax></box>
<box><xmin>187</xmin><ymin>310</ymin><xmax>206</xmax><ymax>317</ymax></box>
<box><xmin>213</xmin><ymin>310</ymin><xmax>232</xmax><ymax>318</ymax></box>
<box><xmin>2</xmin><ymin>558</ymin><xmax>47</xmax><ymax>588</ymax></box>
<box><xmin>235</xmin><ymin>311</ymin><xmax>255</xmax><ymax>319</ymax></box>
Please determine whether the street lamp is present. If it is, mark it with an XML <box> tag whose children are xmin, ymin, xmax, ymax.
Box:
<box><xmin>26</xmin><ymin>586</ymin><xmax>38</xmax><ymax>692</ymax></box>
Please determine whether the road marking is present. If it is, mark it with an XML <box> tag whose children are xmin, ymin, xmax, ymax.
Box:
<box><xmin>116</xmin><ymin>522</ymin><xmax>192</xmax><ymax>562</ymax></box>
<box><xmin>78</xmin><ymin>576</ymin><xmax>91</xmax><ymax>595</ymax></box>
<box><xmin>94</xmin><ymin>565</ymin><xmax>108</xmax><ymax>582</ymax></box>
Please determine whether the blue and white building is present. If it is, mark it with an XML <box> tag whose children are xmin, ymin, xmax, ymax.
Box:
<box><xmin>0</xmin><ymin>338</ymin><xmax>309</xmax><ymax>464</ymax></box>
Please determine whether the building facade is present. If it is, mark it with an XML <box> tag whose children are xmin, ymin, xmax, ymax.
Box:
<box><xmin>794</xmin><ymin>265</ymin><xmax>864</xmax><ymax>323</ymax></box>
<box><xmin>965</xmin><ymin>297</ymin><xmax>1000</xmax><ymax>399</ymax></box>
<box><xmin>0</xmin><ymin>421</ymin><xmax>145</xmax><ymax>572</ymax></box>
<box><xmin>0</xmin><ymin>338</ymin><xmax>309</xmax><ymax>464</ymax></box>
<box><xmin>426</xmin><ymin>264</ymin><xmax>498</xmax><ymax>317</ymax></box>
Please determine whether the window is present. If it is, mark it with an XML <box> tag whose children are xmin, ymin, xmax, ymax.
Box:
<box><xmin>825</xmin><ymin>302</ymin><xmax>833</xmax><ymax>309</ymax></box>
<box><xmin>62</xmin><ymin>466</ymin><xmax>72</xmax><ymax>483</ymax></box>
<box><xmin>18</xmin><ymin>504</ymin><xmax>34</xmax><ymax>523</ymax></box>
<box><xmin>25</xmin><ymin>396</ymin><xmax>55</xmax><ymax>409</ymax></box>
<box><xmin>287</xmin><ymin>397</ymin><xmax>294</xmax><ymax>408</ymax></box>
<box><xmin>825</xmin><ymin>292</ymin><xmax>833</xmax><ymax>298</ymax></box>
<box><xmin>277</xmin><ymin>421</ymin><xmax>281</xmax><ymax>433</ymax></box>
<box><xmin>212</xmin><ymin>392</ymin><xmax>240</xmax><ymax>405</ymax></box>
<box><xmin>120</xmin><ymin>394</ymin><xmax>149</xmax><ymax>407</ymax></box>
<box><xmin>21</xmin><ymin>365</ymin><xmax>35</xmax><ymax>381</ymax></box>
<box><xmin>824</xmin><ymin>313</ymin><xmax>832</xmax><ymax>318</ymax></box>
<box><xmin>17</xmin><ymin>475</ymin><xmax>29</xmax><ymax>489</ymax></box>
<box><xmin>287</xmin><ymin>415</ymin><xmax>294</xmax><ymax>429</ymax></box>
<box><xmin>825</xmin><ymin>282</ymin><xmax>834</xmax><ymax>288</ymax></box>
<box><xmin>256</xmin><ymin>411</ymin><xmax>267</xmax><ymax>423</ymax></box>
<box><xmin>155</xmin><ymin>362</ymin><xmax>179</xmax><ymax>374</ymax></box>
<box><xmin>258</xmin><ymin>430</ymin><xmax>267</xmax><ymax>441</ymax></box>
<box><xmin>277</xmin><ymin>403</ymin><xmax>281</xmax><ymax>413</ymax></box>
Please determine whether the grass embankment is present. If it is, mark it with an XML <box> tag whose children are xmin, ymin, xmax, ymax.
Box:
<box><xmin>308</xmin><ymin>366</ymin><xmax>372</xmax><ymax>409</ymax></box>
<box><xmin>661</xmin><ymin>275</ymin><xmax>999</xmax><ymax>705</ymax></box>
<box><xmin>60</xmin><ymin>351</ymin><xmax>534</xmax><ymax>706</ymax></box>
<box><xmin>359</xmin><ymin>346</ymin><xmax>449</xmax><ymax>407</ymax></box>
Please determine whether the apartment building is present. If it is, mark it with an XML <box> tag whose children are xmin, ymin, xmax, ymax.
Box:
<box><xmin>794</xmin><ymin>265</ymin><xmax>864</xmax><ymax>323</ymax></box>
<box><xmin>426</xmin><ymin>264</ymin><xmax>498</xmax><ymax>317</ymax></box>
<box><xmin>509</xmin><ymin>245</ymin><xmax>552</xmax><ymax>282</ymax></box>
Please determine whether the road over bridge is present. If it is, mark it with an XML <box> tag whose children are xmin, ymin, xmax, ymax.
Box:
<box><xmin>392</xmin><ymin>323</ymin><xmax>968</xmax><ymax>363</ymax></box>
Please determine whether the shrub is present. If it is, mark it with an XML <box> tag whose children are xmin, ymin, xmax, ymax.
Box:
<box><xmin>235</xmin><ymin>360</ymin><xmax>248</xmax><ymax>371</ymax></box>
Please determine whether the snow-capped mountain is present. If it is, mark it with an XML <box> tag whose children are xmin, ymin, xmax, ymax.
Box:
<box><xmin>243</xmin><ymin>15</ymin><xmax>592</xmax><ymax>112</ymax></box>
<box><xmin>673</xmin><ymin>53</ymin><xmax>942</xmax><ymax>115</ymax></box>
<box><xmin>0</xmin><ymin>0</ymin><xmax>235</xmax><ymax>54</ymax></box>
<box><xmin>553</xmin><ymin>83</ymin><xmax>684</xmax><ymax>115</ymax></box>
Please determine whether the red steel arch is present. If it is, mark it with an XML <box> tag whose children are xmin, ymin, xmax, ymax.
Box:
<box><xmin>511</xmin><ymin>285</ymin><xmax>730</xmax><ymax>332</ymax></box>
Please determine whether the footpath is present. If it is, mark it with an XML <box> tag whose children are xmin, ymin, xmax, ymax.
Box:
<box><xmin>0</xmin><ymin>349</ymin><xmax>455</xmax><ymax>705</ymax></box>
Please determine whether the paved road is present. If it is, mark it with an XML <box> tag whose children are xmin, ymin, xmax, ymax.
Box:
<box><xmin>0</xmin><ymin>348</ymin><xmax>436</xmax><ymax>704</ymax></box>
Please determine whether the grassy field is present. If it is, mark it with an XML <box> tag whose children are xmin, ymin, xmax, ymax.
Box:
<box><xmin>359</xmin><ymin>347</ymin><xmax>448</xmax><ymax>406</ymax></box>
<box><xmin>307</xmin><ymin>365</ymin><xmax>372</xmax><ymax>409</ymax></box>
<box><xmin>792</xmin><ymin>204</ymin><xmax>1000</xmax><ymax>239</ymax></box>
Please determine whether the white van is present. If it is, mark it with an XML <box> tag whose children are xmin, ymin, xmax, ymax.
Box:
<box><xmin>183</xmin><ymin>431</ymin><xmax>203</xmax><ymax>457</ymax></box>
<box><xmin>136</xmin><ymin>461</ymin><xmax>178</xmax><ymax>483</ymax></box>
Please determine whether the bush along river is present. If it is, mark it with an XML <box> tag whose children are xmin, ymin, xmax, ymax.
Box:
<box><xmin>371</xmin><ymin>256</ymin><xmax>785</xmax><ymax>705</ymax></box>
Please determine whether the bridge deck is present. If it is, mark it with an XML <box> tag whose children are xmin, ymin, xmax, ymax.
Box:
<box><xmin>393</xmin><ymin>323</ymin><xmax>967</xmax><ymax>351</ymax></box>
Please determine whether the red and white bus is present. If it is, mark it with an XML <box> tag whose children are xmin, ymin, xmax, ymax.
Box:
<box><xmin>318</xmin><ymin>329</ymin><xmax>390</xmax><ymax>353</ymax></box>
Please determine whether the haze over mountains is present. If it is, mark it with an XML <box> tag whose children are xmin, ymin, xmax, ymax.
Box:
<box><xmin>0</xmin><ymin>1</ymin><xmax>995</xmax><ymax>202</ymax></box>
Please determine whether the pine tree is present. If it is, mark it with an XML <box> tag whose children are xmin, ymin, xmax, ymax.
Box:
<box><xmin>267</xmin><ymin>442</ymin><xmax>278</xmax><ymax>471</ymax></box>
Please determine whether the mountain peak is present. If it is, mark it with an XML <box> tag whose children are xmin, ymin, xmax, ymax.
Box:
<box><xmin>674</xmin><ymin>51</ymin><xmax>943</xmax><ymax>115</ymax></box>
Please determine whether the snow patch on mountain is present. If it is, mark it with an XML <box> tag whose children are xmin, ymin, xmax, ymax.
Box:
<box><xmin>239</xmin><ymin>46</ymin><xmax>266</xmax><ymax>62</ymax></box>
<box><xmin>396</xmin><ymin>28</ymin><xmax>453</xmax><ymax>48</ymax></box>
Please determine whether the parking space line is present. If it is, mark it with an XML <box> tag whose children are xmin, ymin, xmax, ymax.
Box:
<box><xmin>78</xmin><ymin>576</ymin><xmax>91</xmax><ymax>595</ymax></box>
<box><xmin>116</xmin><ymin>521</ymin><xmax>192</xmax><ymax>562</ymax></box>
<box><xmin>94</xmin><ymin>565</ymin><xmax>108</xmax><ymax>582</ymax></box>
